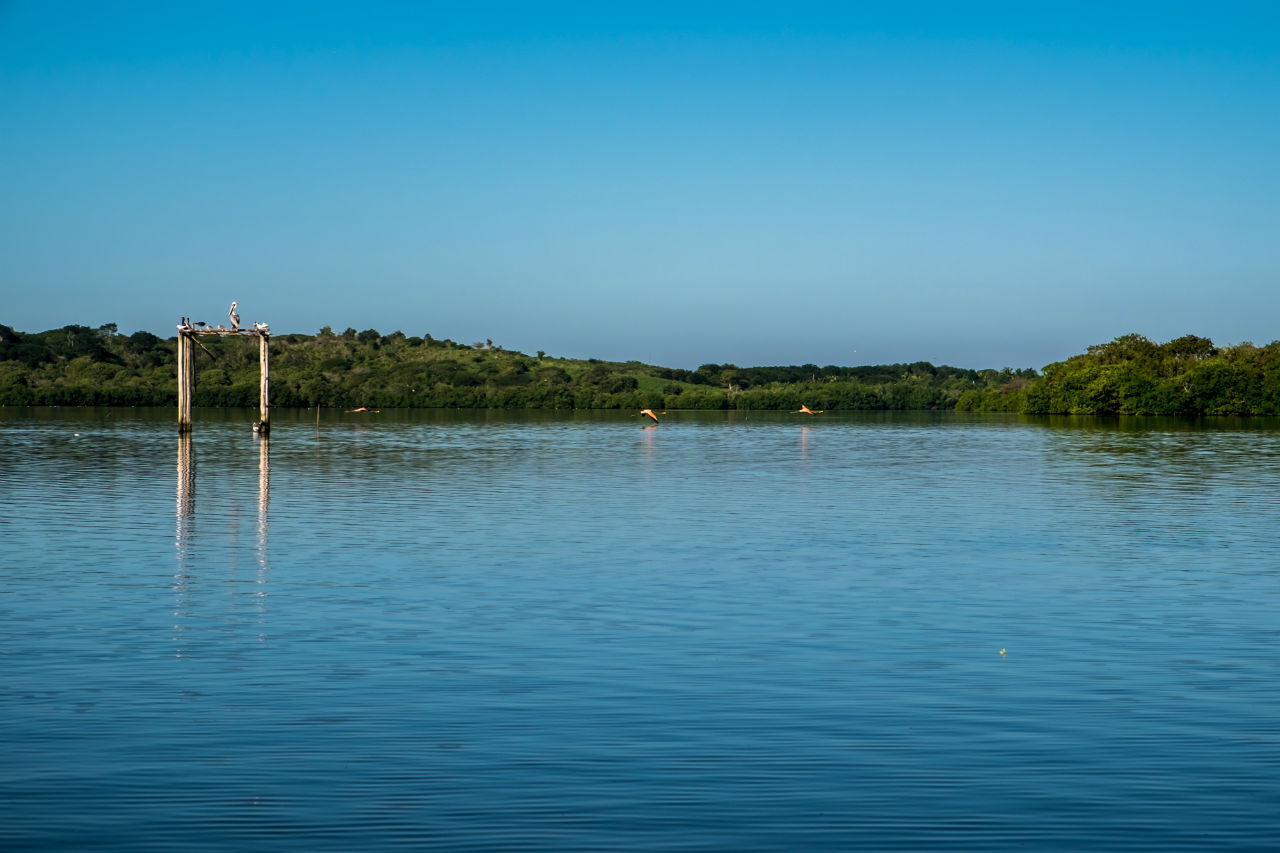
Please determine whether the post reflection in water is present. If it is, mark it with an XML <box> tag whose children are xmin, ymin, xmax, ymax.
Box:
<box><xmin>176</xmin><ymin>434</ymin><xmax>195</xmax><ymax>524</ymax></box>
<box><xmin>171</xmin><ymin>434</ymin><xmax>272</xmax><ymax>653</ymax></box>
<box><xmin>256</xmin><ymin>435</ymin><xmax>269</xmax><ymax>591</ymax></box>
<box><xmin>173</xmin><ymin>435</ymin><xmax>194</xmax><ymax>657</ymax></box>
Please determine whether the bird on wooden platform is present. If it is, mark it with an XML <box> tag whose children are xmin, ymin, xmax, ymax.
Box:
<box><xmin>193</xmin><ymin>321</ymin><xmax>207</xmax><ymax>328</ymax></box>
<box><xmin>640</xmin><ymin>408</ymin><xmax>664</xmax><ymax>423</ymax></box>
<box><xmin>229</xmin><ymin>301</ymin><xmax>240</xmax><ymax>331</ymax></box>
<box><xmin>795</xmin><ymin>405</ymin><xmax>824</xmax><ymax>414</ymax></box>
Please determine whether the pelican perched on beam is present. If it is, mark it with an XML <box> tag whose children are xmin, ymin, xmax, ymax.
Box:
<box><xmin>228</xmin><ymin>301</ymin><xmax>240</xmax><ymax>331</ymax></box>
<box><xmin>795</xmin><ymin>405</ymin><xmax>824</xmax><ymax>414</ymax></box>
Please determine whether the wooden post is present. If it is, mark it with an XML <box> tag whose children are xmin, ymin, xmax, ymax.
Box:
<box><xmin>177</xmin><ymin>327</ymin><xmax>193</xmax><ymax>434</ymax></box>
<box><xmin>177</xmin><ymin>316</ymin><xmax>271</xmax><ymax>434</ymax></box>
<box><xmin>257</xmin><ymin>330</ymin><xmax>270</xmax><ymax>436</ymax></box>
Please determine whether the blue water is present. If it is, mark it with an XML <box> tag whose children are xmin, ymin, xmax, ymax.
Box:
<box><xmin>2</xmin><ymin>408</ymin><xmax>1279</xmax><ymax>850</ymax></box>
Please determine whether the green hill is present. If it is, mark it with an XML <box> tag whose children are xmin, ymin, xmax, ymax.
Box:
<box><xmin>7</xmin><ymin>323</ymin><xmax>1278</xmax><ymax>415</ymax></box>
<box><xmin>0</xmin><ymin>322</ymin><xmax>1029</xmax><ymax>411</ymax></box>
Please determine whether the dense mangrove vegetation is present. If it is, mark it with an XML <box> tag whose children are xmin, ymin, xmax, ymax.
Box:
<box><xmin>2</xmin><ymin>323</ymin><xmax>1278</xmax><ymax>414</ymax></box>
<box><xmin>0</xmin><ymin>322</ymin><xmax>1030</xmax><ymax>411</ymax></box>
<box><xmin>1021</xmin><ymin>333</ymin><xmax>1280</xmax><ymax>415</ymax></box>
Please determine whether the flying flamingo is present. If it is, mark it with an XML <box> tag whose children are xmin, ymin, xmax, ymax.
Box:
<box><xmin>795</xmin><ymin>405</ymin><xmax>824</xmax><ymax>414</ymax></box>
<box><xmin>640</xmin><ymin>409</ymin><xmax>664</xmax><ymax>422</ymax></box>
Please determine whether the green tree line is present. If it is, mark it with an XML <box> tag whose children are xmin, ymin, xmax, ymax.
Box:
<box><xmin>0</xmin><ymin>322</ymin><xmax>1033</xmax><ymax>411</ymax></box>
<box><xmin>1019</xmin><ymin>333</ymin><xmax>1280</xmax><ymax>415</ymax></box>
<box><xmin>10</xmin><ymin>323</ymin><xmax>1276</xmax><ymax>414</ymax></box>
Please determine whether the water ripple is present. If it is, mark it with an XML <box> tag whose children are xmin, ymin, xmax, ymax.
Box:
<box><xmin>2</xmin><ymin>409</ymin><xmax>1279</xmax><ymax>850</ymax></box>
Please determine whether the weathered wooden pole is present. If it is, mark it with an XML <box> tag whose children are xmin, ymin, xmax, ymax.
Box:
<box><xmin>177</xmin><ymin>326</ymin><xmax>193</xmax><ymax>434</ymax></box>
<box><xmin>257</xmin><ymin>330</ymin><xmax>270</xmax><ymax>436</ymax></box>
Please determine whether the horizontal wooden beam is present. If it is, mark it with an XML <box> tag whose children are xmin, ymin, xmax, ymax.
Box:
<box><xmin>179</xmin><ymin>328</ymin><xmax>269</xmax><ymax>337</ymax></box>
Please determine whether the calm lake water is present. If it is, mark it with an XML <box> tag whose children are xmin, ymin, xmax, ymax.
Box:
<box><xmin>2</xmin><ymin>407</ymin><xmax>1279</xmax><ymax>851</ymax></box>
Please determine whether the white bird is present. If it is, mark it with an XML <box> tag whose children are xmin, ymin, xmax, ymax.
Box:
<box><xmin>252</xmin><ymin>321</ymin><xmax>269</xmax><ymax>331</ymax></box>
<box><xmin>229</xmin><ymin>301</ymin><xmax>241</xmax><ymax>331</ymax></box>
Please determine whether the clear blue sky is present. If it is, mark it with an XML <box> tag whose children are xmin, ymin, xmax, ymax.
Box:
<box><xmin>2</xmin><ymin>1</ymin><xmax>1277</xmax><ymax>370</ymax></box>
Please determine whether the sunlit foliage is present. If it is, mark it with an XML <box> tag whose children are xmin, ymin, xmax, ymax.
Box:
<box><xmin>1</xmin><ymin>321</ymin><xmax>1047</xmax><ymax>411</ymax></box>
<box><xmin>1023</xmin><ymin>334</ymin><xmax>1280</xmax><ymax>415</ymax></box>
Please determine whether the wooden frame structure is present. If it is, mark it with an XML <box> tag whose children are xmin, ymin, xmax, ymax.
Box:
<box><xmin>176</xmin><ymin>317</ymin><xmax>271</xmax><ymax>435</ymax></box>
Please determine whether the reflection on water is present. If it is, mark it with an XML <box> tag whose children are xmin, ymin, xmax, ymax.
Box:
<box><xmin>176</xmin><ymin>434</ymin><xmax>195</xmax><ymax>520</ymax></box>
<box><xmin>254</xmin><ymin>435</ymin><xmax>269</xmax><ymax>632</ymax></box>
<box><xmin>3</xmin><ymin>408</ymin><xmax>1280</xmax><ymax>851</ymax></box>
<box><xmin>172</xmin><ymin>430</ymin><xmax>270</xmax><ymax>658</ymax></box>
<box><xmin>174</xmin><ymin>435</ymin><xmax>195</xmax><ymax>657</ymax></box>
<box><xmin>256</xmin><ymin>434</ymin><xmax>269</xmax><ymax>571</ymax></box>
